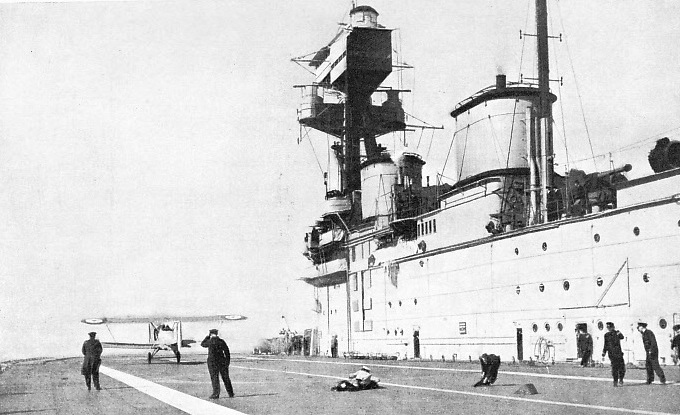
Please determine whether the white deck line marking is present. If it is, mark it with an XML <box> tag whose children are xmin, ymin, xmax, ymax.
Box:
<box><xmin>100</xmin><ymin>366</ymin><xmax>246</xmax><ymax>415</ymax></box>
<box><xmin>245</xmin><ymin>357</ymin><xmax>677</xmax><ymax>385</ymax></box>
<box><xmin>233</xmin><ymin>365</ymin><xmax>678</xmax><ymax>415</ymax></box>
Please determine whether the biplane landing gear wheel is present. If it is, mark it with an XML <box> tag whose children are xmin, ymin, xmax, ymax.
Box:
<box><xmin>175</xmin><ymin>351</ymin><xmax>181</xmax><ymax>364</ymax></box>
<box><xmin>147</xmin><ymin>352</ymin><xmax>152</xmax><ymax>364</ymax></box>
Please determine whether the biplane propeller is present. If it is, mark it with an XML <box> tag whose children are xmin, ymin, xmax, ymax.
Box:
<box><xmin>81</xmin><ymin>314</ymin><xmax>247</xmax><ymax>363</ymax></box>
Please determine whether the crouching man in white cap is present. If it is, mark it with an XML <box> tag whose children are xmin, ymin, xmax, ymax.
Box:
<box><xmin>333</xmin><ymin>366</ymin><xmax>380</xmax><ymax>391</ymax></box>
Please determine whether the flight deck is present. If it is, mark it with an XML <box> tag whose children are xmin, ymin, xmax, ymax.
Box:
<box><xmin>1</xmin><ymin>354</ymin><xmax>679</xmax><ymax>414</ymax></box>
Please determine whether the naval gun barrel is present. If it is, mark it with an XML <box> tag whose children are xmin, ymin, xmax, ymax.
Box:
<box><xmin>597</xmin><ymin>164</ymin><xmax>632</xmax><ymax>178</ymax></box>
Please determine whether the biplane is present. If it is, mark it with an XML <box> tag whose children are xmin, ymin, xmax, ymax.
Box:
<box><xmin>81</xmin><ymin>314</ymin><xmax>247</xmax><ymax>363</ymax></box>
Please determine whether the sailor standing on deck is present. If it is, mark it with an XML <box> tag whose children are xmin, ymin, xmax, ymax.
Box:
<box><xmin>81</xmin><ymin>331</ymin><xmax>103</xmax><ymax>391</ymax></box>
<box><xmin>201</xmin><ymin>329</ymin><xmax>234</xmax><ymax>399</ymax></box>
<box><xmin>577</xmin><ymin>328</ymin><xmax>593</xmax><ymax>367</ymax></box>
<box><xmin>601</xmin><ymin>322</ymin><xmax>626</xmax><ymax>387</ymax></box>
<box><xmin>637</xmin><ymin>322</ymin><xmax>666</xmax><ymax>385</ymax></box>
<box><xmin>671</xmin><ymin>324</ymin><xmax>680</xmax><ymax>366</ymax></box>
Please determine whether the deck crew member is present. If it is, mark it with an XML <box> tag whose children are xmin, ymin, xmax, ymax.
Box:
<box><xmin>577</xmin><ymin>328</ymin><xmax>593</xmax><ymax>367</ymax></box>
<box><xmin>331</xmin><ymin>335</ymin><xmax>338</xmax><ymax>358</ymax></box>
<box><xmin>350</xmin><ymin>366</ymin><xmax>377</xmax><ymax>389</ymax></box>
<box><xmin>81</xmin><ymin>331</ymin><xmax>103</xmax><ymax>391</ymax></box>
<box><xmin>201</xmin><ymin>329</ymin><xmax>235</xmax><ymax>399</ymax></box>
<box><xmin>333</xmin><ymin>366</ymin><xmax>380</xmax><ymax>391</ymax></box>
<box><xmin>601</xmin><ymin>322</ymin><xmax>625</xmax><ymax>386</ymax></box>
<box><xmin>670</xmin><ymin>324</ymin><xmax>680</xmax><ymax>366</ymax></box>
<box><xmin>474</xmin><ymin>353</ymin><xmax>501</xmax><ymax>387</ymax></box>
<box><xmin>637</xmin><ymin>322</ymin><xmax>666</xmax><ymax>385</ymax></box>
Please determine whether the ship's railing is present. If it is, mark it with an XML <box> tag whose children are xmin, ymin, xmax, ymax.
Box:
<box><xmin>452</xmin><ymin>81</ymin><xmax>538</xmax><ymax>113</ymax></box>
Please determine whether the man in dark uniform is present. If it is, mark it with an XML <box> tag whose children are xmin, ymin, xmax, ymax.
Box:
<box><xmin>637</xmin><ymin>322</ymin><xmax>666</xmax><ymax>385</ymax></box>
<box><xmin>577</xmin><ymin>328</ymin><xmax>593</xmax><ymax>367</ymax></box>
<box><xmin>201</xmin><ymin>329</ymin><xmax>234</xmax><ymax>399</ymax></box>
<box><xmin>331</xmin><ymin>335</ymin><xmax>338</xmax><ymax>358</ymax></box>
<box><xmin>671</xmin><ymin>324</ymin><xmax>680</xmax><ymax>366</ymax></box>
<box><xmin>601</xmin><ymin>322</ymin><xmax>626</xmax><ymax>386</ymax></box>
<box><xmin>81</xmin><ymin>331</ymin><xmax>103</xmax><ymax>391</ymax></box>
<box><xmin>473</xmin><ymin>353</ymin><xmax>501</xmax><ymax>387</ymax></box>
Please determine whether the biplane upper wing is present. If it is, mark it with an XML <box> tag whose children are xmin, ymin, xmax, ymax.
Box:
<box><xmin>81</xmin><ymin>314</ymin><xmax>247</xmax><ymax>324</ymax></box>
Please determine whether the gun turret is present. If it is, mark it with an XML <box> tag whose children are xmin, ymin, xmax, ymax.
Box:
<box><xmin>649</xmin><ymin>138</ymin><xmax>680</xmax><ymax>173</ymax></box>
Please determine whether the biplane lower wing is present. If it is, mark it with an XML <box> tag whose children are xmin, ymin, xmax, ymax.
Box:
<box><xmin>101</xmin><ymin>342</ymin><xmax>158</xmax><ymax>349</ymax></box>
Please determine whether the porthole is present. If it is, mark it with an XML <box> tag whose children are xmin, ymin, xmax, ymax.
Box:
<box><xmin>659</xmin><ymin>319</ymin><xmax>667</xmax><ymax>329</ymax></box>
<box><xmin>545</xmin><ymin>323</ymin><xmax>551</xmax><ymax>332</ymax></box>
<box><xmin>594</xmin><ymin>234</ymin><xmax>600</xmax><ymax>243</ymax></box>
<box><xmin>557</xmin><ymin>323</ymin><xmax>564</xmax><ymax>331</ymax></box>
<box><xmin>633</xmin><ymin>227</ymin><xmax>640</xmax><ymax>236</ymax></box>
<box><xmin>563</xmin><ymin>280</ymin><xmax>570</xmax><ymax>291</ymax></box>
<box><xmin>643</xmin><ymin>273</ymin><xmax>650</xmax><ymax>283</ymax></box>
<box><xmin>538</xmin><ymin>283</ymin><xmax>545</xmax><ymax>292</ymax></box>
<box><xmin>515</xmin><ymin>247</ymin><xmax>519</xmax><ymax>255</ymax></box>
<box><xmin>542</xmin><ymin>242</ymin><xmax>547</xmax><ymax>251</ymax></box>
<box><xmin>532</xmin><ymin>323</ymin><xmax>538</xmax><ymax>332</ymax></box>
<box><xmin>516</xmin><ymin>286</ymin><xmax>521</xmax><ymax>295</ymax></box>
<box><xmin>597</xmin><ymin>321</ymin><xmax>604</xmax><ymax>331</ymax></box>
<box><xmin>596</xmin><ymin>277</ymin><xmax>603</xmax><ymax>287</ymax></box>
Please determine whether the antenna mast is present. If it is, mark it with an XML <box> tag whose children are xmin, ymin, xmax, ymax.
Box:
<box><xmin>537</xmin><ymin>0</ymin><xmax>554</xmax><ymax>222</ymax></box>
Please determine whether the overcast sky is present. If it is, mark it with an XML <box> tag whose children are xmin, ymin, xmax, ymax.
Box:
<box><xmin>0</xmin><ymin>0</ymin><xmax>678</xmax><ymax>360</ymax></box>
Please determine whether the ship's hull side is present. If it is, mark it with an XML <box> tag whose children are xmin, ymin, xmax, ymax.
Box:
<box><xmin>313</xmin><ymin>173</ymin><xmax>680</xmax><ymax>364</ymax></box>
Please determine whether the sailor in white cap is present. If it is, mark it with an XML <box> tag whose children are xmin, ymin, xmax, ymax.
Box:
<box><xmin>349</xmin><ymin>365</ymin><xmax>378</xmax><ymax>389</ymax></box>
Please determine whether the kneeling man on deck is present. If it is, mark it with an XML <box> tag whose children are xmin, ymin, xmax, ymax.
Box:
<box><xmin>474</xmin><ymin>353</ymin><xmax>501</xmax><ymax>387</ymax></box>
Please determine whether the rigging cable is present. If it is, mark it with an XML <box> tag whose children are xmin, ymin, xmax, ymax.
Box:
<box><xmin>548</xmin><ymin>1</ymin><xmax>571</xmax><ymax>172</ymax></box>
<box><xmin>486</xmin><ymin>115</ymin><xmax>504</xmax><ymax>167</ymax></box>
<box><xmin>416</xmin><ymin>127</ymin><xmax>425</xmax><ymax>150</ymax></box>
<box><xmin>503</xmin><ymin>0</ymin><xmax>532</xmax><ymax>171</ymax></box>
<box><xmin>425</xmin><ymin>128</ymin><xmax>436</xmax><ymax>160</ymax></box>
<box><xmin>440</xmin><ymin>124</ymin><xmax>459</xmax><ymax>180</ymax></box>
<box><xmin>568</xmin><ymin>125</ymin><xmax>680</xmax><ymax>165</ymax></box>
<box><xmin>554</xmin><ymin>1</ymin><xmax>597</xmax><ymax>171</ymax></box>
<box><xmin>300</xmin><ymin>125</ymin><xmax>325</xmax><ymax>175</ymax></box>
<box><xmin>456</xmin><ymin>126</ymin><xmax>470</xmax><ymax>182</ymax></box>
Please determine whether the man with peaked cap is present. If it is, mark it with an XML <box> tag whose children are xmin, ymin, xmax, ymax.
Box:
<box><xmin>601</xmin><ymin>322</ymin><xmax>625</xmax><ymax>386</ymax></box>
<box><xmin>577</xmin><ymin>327</ymin><xmax>593</xmax><ymax>367</ymax></box>
<box><xmin>201</xmin><ymin>329</ymin><xmax>234</xmax><ymax>399</ymax></box>
<box><xmin>81</xmin><ymin>331</ymin><xmax>103</xmax><ymax>390</ymax></box>
<box><xmin>671</xmin><ymin>324</ymin><xmax>680</xmax><ymax>366</ymax></box>
<box><xmin>637</xmin><ymin>322</ymin><xmax>666</xmax><ymax>384</ymax></box>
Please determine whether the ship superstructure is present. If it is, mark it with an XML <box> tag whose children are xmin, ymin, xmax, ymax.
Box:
<box><xmin>294</xmin><ymin>2</ymin><xmax>680</xmax><ymax>365</ymax></box>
